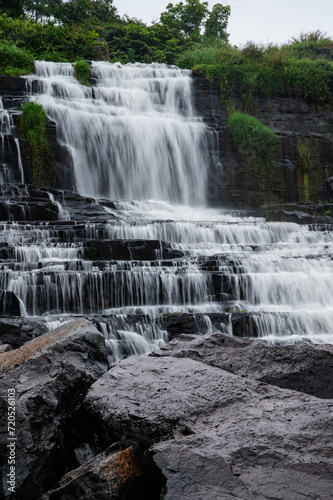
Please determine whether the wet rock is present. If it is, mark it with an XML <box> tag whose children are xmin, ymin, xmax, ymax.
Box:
<box><xmin>41</xmin><ymin>445</ymin><xmax>165</xmax><ymax>500</ymax></box>
<box><xmin>0</xmin><ymin>319</ymin><xmax>109</xmax><ymax>500</ymax></box>
<box><xmin>0</xmin><ymin>291</ymin><xmax>21</xmax><ymax>316</ymax></box>
<box><xmin>163</xmin><ymin>312</ymin><xmax>206</xmax><ymax>339</ymax></box>
<box><xmin>84</xmin><ymin>352</ymin><xmax>333</xmax><ymax>499</ymax></box>
<box><xmin>265</xmin><ymin>209</ymin><xmax>314</xmax><ymax>224</ymax></box>
<box><xmin>0</xmin><ymin>318</ymin><xmax>48</xmax><ymax>348</ymax></box>
<box><xmin>321</xmin><ymin>176</ymin><xmax>333</xmax><ymax>202</ymax></box>
<box><xmin>159</xmin><ymin>332</ymin><xmax>333</xmax><ymax>399</ymax></box>
<box><xmin>84</xmin><ymin>239</ymin><xmax>183</xmax><ymax>261</ymax></box>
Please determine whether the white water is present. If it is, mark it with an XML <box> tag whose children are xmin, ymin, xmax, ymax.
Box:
<box><xmin>0</xmin><ymin>98</ymin><xmax>24</xmax><ymax>183</ymax></box>
<box><xmin>1</xmin><ymin>61</ymin><xmax>333</xmax><ymax>360</ymax></box>
<box><xmin>32</xmin><ymin>61</ymin><xmax>211</xmax><ymax>205</ymax></box>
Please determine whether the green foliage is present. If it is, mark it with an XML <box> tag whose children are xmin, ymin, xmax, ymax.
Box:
<box><xmin>160</xmin><ymin>0</ymin><xmax>229</xmax><ymax>43</ymax></box>
<box><xmin>0</xmin><ymin>42</ymin><xmax>34</xmax><ymax>76</ymax></box>
<box><xmin>290</xmin><ymin>30</ymin><xmax>330</xmax><ymax>44</ymax></box>
<box><xmin>179</xmin><ymin>36</ymin><xmax>333</xmax><ymax>105</ymax></box>
<box><xmin>204</xmin><ymin>3</ymin><xmax>230</xmax><ymax>40</ymax></box>
<box><xmin>228</xmin><ymin>111</ymin><xmax>278</xmax><ymax>203</ymax></box>
<box><xmin>0</xmin><ymin>14</ymin><xmax>101</xmax><ymax>62</ymax></box>
<box><xmin>104</xmin><ymin>20</ymin><xmax>186</xmax><ymax>64</ymax></box>
<box><xmin>74</xmin><ymin>60</ymin><xmax>90</xmax><ymax>85</ymax></box>
<box><xmin>19</xmin><ymin>102</ymin><xmax>50</xmax><ymax>185</ymax></box>
<box><xmin>0</xmin><ymin>0</ymin><xmax>24</xmax><ymax>18</ymax></box>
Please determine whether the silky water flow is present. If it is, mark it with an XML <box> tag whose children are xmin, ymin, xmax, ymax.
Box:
<box><xmin>1</xmin><ymin>61</ymin><xmax>333</xmax><ymax>363</ymax></box>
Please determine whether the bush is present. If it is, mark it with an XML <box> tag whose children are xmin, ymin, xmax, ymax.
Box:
<box><xmin>74</xmin><ymin>60</ymin><xmax>90</xmax><ymax>85</ymax></box>
<box><xmin>0</xmin><ymin>14</ymin><xmax>100</xmax><ymax>63</ymax></box>
<box><xmin>178</xmin><ymin>37</ymin><xmax>333</xmax><ymax>105</ymax></box>
<box><xmin>20</xmin><ymin>102</ymin><xmax>51</xmax><ymax>185</ymax></box>
<box><xmin>0</xmin><ymin>42</ymin><xmax>34</xmax><ymax>76</ymax></box>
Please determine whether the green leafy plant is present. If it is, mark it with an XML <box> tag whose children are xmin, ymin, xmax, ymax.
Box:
<box><xmin>228</xmin><ymin>111</ymin><xmax>278</xmax><ymax>204</ymax></box>
<box><xmin>178</xmin><ymin>35</ymin><xmax>333</xmax><ymax>105</ymax></box>
<box><xmin>74</xmin><ymin>60</ymin><xmax>90</xmax><ymax>85</ymax></box>
<box><xmin>0</xmin><ymin>42</ymin><xmax>34</xmax><ymax>76</ymax></box>
<box><xmin>20</xmin><ymin>102</ymin><xmax>51</xmax><ymax>185</ymax></box>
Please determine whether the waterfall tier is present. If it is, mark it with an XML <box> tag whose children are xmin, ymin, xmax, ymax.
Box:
<box><xmin>31</xmin><ymin>61</ymin><xmax>213</xmax><ymax>205</ymax></box>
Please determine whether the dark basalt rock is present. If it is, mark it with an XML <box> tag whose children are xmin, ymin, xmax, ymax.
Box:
<box><xmin>84</xmin><ymin>239</ymin><xmax>183</xmax><ymax>261</ymax></box>
<box><xmin>159</xmin><ymin>332</ymin><xmax>333</xmax><ymax>399</ymax></box>
<box><xmin>162</xmin><ymin>313</ymin><xmax>209</xmax><ymax>338</ymax></box>
<box><xmin>83</xmin><ymin>350</ymin><xmax>333</xmax><ymax>499</ymax></box>
<box><xmin>1</xmin><ymin>327</ymin><xmax>332</xmax><ymax>499</ymax></box>
<box><xmin>0</xmin><ymin>318</ymin><xmax>48</xmax><ymax>348</ymax></box>
<box><xmin>0</xmin><ymin>319</ymin><xmax>109</xmax><ymax>500</ymax></box>
<box><xmin>192</xmin><ymin>74</ymin><xmax>333</xmax><ymax>208</ymax></box>
<box><xmin>320</xmin><ymin>175</ymin><xmax>333</xmax><ymax>202</ymax></box>
<box><xmin>41</xmin><ymin>445</ymin><xmax>165</xmax><ymax>500</ymax></box>
<box><xmin>0</xmin><ymin>291</ymin><xmax>21</xmax><ymax>316</ymax></box>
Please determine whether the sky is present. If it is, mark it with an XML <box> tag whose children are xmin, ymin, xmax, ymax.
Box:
<box><xmin>115</xmin><ymin>0</ymin><xmax>333</xmax><ymax>47</ymax></box>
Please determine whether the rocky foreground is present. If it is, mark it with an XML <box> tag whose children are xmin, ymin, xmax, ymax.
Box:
<box><xmin>0</xmin><ymin>320</ymin><xmax>332</xmax><ymax>499</ymax></box>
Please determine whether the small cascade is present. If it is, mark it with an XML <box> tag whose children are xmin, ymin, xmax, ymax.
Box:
<box><xmin>1</xmin><ymin>61</ymin><xmax>333</xmax><ymax>363</ymax></box>
<box><xmin>0</xmin><ymin>97</ymin><xmax>24</xmax><ymax>183</ymax></box>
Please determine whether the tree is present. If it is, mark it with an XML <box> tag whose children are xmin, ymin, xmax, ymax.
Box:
<box><xmin>160</xmin><ymin>1</ymin><xmax>230</xmax><ymax>42</ymax></box>
<box><xmin>161</xmin><ymin>0</ymin><xmax>208</xmax><ymax>41</ymax></box>
<box><xmin>23</xmin><ymin>0</ymin><xmax>52</xmax><ymax>22</ymax></box>
<box><xmin>204</xmin><ymin>3</ymin><xmax>230</xmax><ymax>40</ymax></box>
<box><xmin>0</xmin><ymin>0</ymin><xmax>24</xmax><ymax>17</ymax></box>
<box><xmin>89</xmin><ymin>0</ymin><xmax>117</xmax><ymax>23</ymax></box>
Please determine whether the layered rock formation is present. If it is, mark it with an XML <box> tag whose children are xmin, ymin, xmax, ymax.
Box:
<box><xmin>0</xmin><ymin>75</ymin><xmax>74</xmax><ymax>190</ymax></box>
<box><xmin>192</xmin><ymin>74</ymin><xmax>333</xmax><ymax>208</ymax></box>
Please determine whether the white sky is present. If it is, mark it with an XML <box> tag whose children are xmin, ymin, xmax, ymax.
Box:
<box><xmin>115</xmin><ymin>0</ymin><xmax>333</xmax><ymax>46</ymax></box>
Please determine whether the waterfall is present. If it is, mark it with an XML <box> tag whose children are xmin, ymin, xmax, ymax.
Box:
<box><xmin>32</xmin><ymin>61</ymin><xmax>211</xmax><ymax>205</ymax></box>
<box><xmin>0</xmin><ymin>61</ymin><xmax>333</xmax><ymax>363</ymax></box>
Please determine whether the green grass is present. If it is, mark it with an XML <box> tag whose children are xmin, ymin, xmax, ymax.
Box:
<box><xmin>20</xmin><ymin>102</ymin><xmax>51</xmax><ymax>186</ymax></box>
<box><xmin>177</xmin><ymin>34</ymin><xmax>333</xmax><ymax>105</ymax></box>
<box><xmin>74</xmin><ymin>60</ymin><xmax>91</xmax><ymax>86</ymax></box>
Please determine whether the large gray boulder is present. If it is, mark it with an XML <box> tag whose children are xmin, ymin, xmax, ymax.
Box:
<box><xmin>83</xmin><ymin>339</ymin><xmax>333</xmax><ymax>499</ymax></box>
<box><xmin>157</xmin><ymin>332</ymin><xmax>333</xmax><ymax>399</ymax></box>
<box><xmin>0</xmin><ymin>319</ymin><xmax>109</xmax><ymax>499</ymax></box>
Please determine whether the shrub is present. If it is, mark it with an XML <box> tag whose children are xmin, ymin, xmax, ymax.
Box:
<box><xmin>20</xmin><ymin>102</ymin><xmax>51</xmax><ymax>185</ymax></box>
<box><xmin>0</xmin><ymin>42</ymin><xmax>34</xmax><ymax>76</ymax></box>
<box><xmin>74</xmin><ymin>60</ymin><xmax>90</xmax><ymax>86</ymax></box>
<box><xmin>179</xmin><ymin>37</ymin><xmax>333</xmax><ymax>105</ymax></box>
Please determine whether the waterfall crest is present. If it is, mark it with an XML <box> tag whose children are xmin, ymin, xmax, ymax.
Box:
<box><xmin>33</xmin><ymin>61</ymin><xmax>210</xmax><ymax>205</ymax></box>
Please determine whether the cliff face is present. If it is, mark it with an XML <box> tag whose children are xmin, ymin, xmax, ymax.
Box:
<box><xmin>0</xmin><ymin>75</ymin><xmax>74</xmax><ymax>191</ymax></box>
<box><xmin>1</xmin><ymin>73</ymin><xmax>333</xmax><ymax>209</ymax></box>
<box><xmin>192</xmin><ymin>74</ymin><xmax>333</xmax><ymax>208</ymax></box>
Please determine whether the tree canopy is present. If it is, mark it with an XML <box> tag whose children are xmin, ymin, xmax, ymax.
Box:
<box><xmin>160</xmin><ymin>0</ymin><xmax>230</xmax><ymax>42</ymax></box>
<box><xmin>0</xmin><ymin>0</ymin><xmax>231</xmax><ymax>67</ymax></box>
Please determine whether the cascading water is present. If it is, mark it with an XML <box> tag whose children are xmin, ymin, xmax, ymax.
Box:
<box><xmin>1</xmin><ymin>60</ymin><xmax>333</xmax><ymax>363</ymax></box>
<box><xmin>0</xmin><ymin>98</ymin><xmax>24</xmax><ymax>184</ymax></box>
<box><xmin>32</xmin><ymin>61</ymin><xmax>210</xmax><ymax>205</ymax></box>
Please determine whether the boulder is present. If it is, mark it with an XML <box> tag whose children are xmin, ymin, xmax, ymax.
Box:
<box><xmin>0</xmin><ymin>319</ymin><xmax>109</xmax><ymax>499</ymax></box>
<box><xmin>41</xmin><ymin>444</ymin><xmax>165</xmax><ymax>500</ymax></box>
<box><xmin>158</xmin><ymin>332</ymin><xmax>333</xmax><ymax>399</ymax></box>
<box><xmin>82</xmin><ymin>344</ymin><xmax>333</xmax><ymax>499</ymax></box>
<box><xmin>0</xmin><ymin>318</ymin><xmax>48</xmax><ymax>348</ymax></box>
